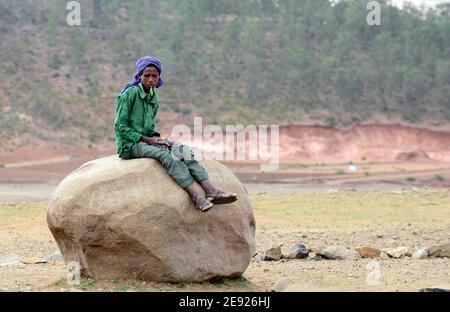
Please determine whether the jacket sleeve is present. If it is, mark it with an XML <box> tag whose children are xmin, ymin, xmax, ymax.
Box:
<box><xmin>114</xmin><ymin>91</ymin><xmax>142</xmax><ymax>143</ymax></box>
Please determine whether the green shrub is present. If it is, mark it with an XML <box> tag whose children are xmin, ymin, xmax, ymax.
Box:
<box><xmin>325</xmin><ymin>116</ymin><xmax>338</xmax><ymax>127</ymax></box>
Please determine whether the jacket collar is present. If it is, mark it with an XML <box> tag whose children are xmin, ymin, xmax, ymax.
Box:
<box><xmin>137</xmin><ymin>83</ymin><xmax>147</xmax><ymax>99</ymax></box>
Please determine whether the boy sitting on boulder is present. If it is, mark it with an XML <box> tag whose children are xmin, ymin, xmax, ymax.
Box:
<box><xmin>114</xmin><ymin>56</ymin><xmax>237</xmax><ymax>212</ymax></box>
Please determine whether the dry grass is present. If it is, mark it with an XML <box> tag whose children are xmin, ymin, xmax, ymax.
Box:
<box><xmin>251</xmin><ymin>189</ymin><xmax>450</xmax><ymax>230</ymax></box>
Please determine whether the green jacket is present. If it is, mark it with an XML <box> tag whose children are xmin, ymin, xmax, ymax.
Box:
<box><xmin>114</xmin><ymin>83</ymin><xmax>160</xmax><ymax>157</ymax></box>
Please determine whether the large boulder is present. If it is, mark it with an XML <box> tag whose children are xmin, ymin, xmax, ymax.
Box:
<box><xmin>47</xmin><ymin>155</ymin><xmax>256</xmax><ymax>282</ymax></box>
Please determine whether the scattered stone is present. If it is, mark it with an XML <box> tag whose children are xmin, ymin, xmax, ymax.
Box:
<box><xmin>21</xmin><ymin>257</ymin><xmax>48</xmax><ymax>264</ymax></box>
<box><xmin>262</xmin><ymin>243</ymin><xmax>282</xmax><ymax>261</ymax></box>
<box><xmin>45</xmin><ymin>250</ymin><xmax>64</xmax><ymax>261</ymax></box>
<box><xmin>428</xmin><ymin>243</ymin><xmax>450</xmax><ymax>258</ymax></box>
<box><xmin>318</xmin><ymin>246</ymin><xmax>361</xmax><ymax>261</ymax></box>
<box><xmin>355</xmin><ymin>247</ymin><xmax>381</xmax><ymax>258</ymax></box>
<box><xmin>376</xmin><ymin>234</ymin><xmax>384</xmax><ymax>239</ymax></box>
<box><xmin>378</xmin><ymin>251</ymin><xmax>389</xmax><ymax>260</ymax></box>
<box><xmin>271</xmin><ymin>277</ymin><xmax>289</xmax><ymax>292</ymax></box>
<box><xmin>385</xmin><ymin>247</ymin><xmax>413</xmax><ymax>259</ymax></box>
<box><xmin>282</xmin><ymin>244</ymin><xmax>309</xmax><ymax>259</ymax></box>
<box><xmin>419</xmin><ymin>286</ymin><xmax>450</xmax><ymax>292</ymax></box>
<box><xmin>412</xmin><ymin>248</ymin><xmax>429</xmax><ymax>259</ymax></box>
<box><xmin>0</xmin><ymin>254</ymin><xmax>22</xmax><ymax>267</ymax></box>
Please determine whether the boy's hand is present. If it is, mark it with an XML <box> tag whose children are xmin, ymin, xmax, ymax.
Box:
<box><xmin>141</xmin><ymin>136</ymin><xmax>170</xmax><ymax>149</ymax></box>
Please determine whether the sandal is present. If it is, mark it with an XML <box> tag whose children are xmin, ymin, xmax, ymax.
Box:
<box><xmin>206</xmin><ymin>190</ymin><xmax>238</xmax><ymax>205</ymax></box>
<box><xmin>195</xmin><ymin>196</ymin><xmax>214</xmax><ymax>212</ymax></box>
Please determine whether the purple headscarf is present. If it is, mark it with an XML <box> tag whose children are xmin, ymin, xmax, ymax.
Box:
<box><xmin>120</xmin><ymin>56</ymin><xmax>164</xmax><ymax>95</ymax></box>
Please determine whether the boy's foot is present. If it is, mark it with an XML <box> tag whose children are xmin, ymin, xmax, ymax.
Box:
<box><xmin>206</xmin><ymin>190</ymin><xmax>238</xmax><ymax>205</ymax></box>
<box><xmin>194</xmin><ymin>196</ymin><xmax>214</xmax><ymax>212</ymax></box>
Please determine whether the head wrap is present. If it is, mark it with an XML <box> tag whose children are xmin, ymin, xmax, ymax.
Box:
<box><xmin>120</xmin><ymin>56</ymin><xmax>164</xmax><ymax>95</ymax></box>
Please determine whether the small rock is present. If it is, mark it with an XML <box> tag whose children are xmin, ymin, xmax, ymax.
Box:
<box><xmin>282</xmin><ymin>244</ymin><xmax>309</xmax><ymax>259</ymax></box>
<box><xmin>355</xmin><ymin>247</ymin><xmax>381</xmax><ymax>258</ymax></box>
<box><xmin>412</xmin><ymin>248</ymin><xmax>429</xmax><ymax>259</ymax></box>
<box><xmin>379</xmin><ymin>252</ymin><xmax>390</xmax><ymax>260</ymax></box>
<box><xmin>45</xmin><ymin>250</ymin><xmax>64</xmax><ymax>261</ymax></box>
<box><xmin>318</xmin><ymin>246</ymin><xmax>361</xmax><ymax>261</ymax></box>
<box><xmin>271</xmin><ymin>277</ymin><xmax>289</xmax><ymax>292</ymax></box>
<box><xmin>0</xmin><ymin>254</ymin><xmax>22</xmax><ymax>267</ymax></box>
<box><xmin>428</xmin><ymin>243</ymin><xmax>450</xmax><ymax>258</ymax></box>
<box><xmin>385</xmin><ymin>247</ymin><xmax>413</xmax><ymax>259</ymax></box>
<box><xmin>263</xmin><ymin>268</ymin><xmax>269</xmax><ymax>272</ymax></box>
<box><xmin>376</xmin><ymin>234</ymin><xmax>384</xmax><ymax>239</ymax></box>
<box><xmin>21</xmin><ymin>257</ymin><xmax>48</xmax><ymax>264</ymax></box>
<box><xmin>419</xmin><ymin>286</ymin><xmax>450</xmax><ymax>292</ymax></box>
<box><xmin>262</xmin><ymin>243</ymin><xmax>282</xmax><ymax>261</ymax></box>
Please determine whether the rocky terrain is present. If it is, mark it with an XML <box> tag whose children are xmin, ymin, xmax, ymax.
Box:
<box><xmin>1</xmin><ymin>189</ymin><xmax>449</xmax><ymax>292</ymax></box>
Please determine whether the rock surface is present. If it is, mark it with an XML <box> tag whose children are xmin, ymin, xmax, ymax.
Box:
<box><xmin>385</xmin><ymin>247</ymin><xmax>413</xmax><ymax>259</ymax></box>
<box><xmin>262</xmin><ymin>243</ymin><xmax>282</xmax><ymax>261</ymax></box>
<box><xmin>318</xmin><ymin>246</ymin><xmax>361</xmax><ymax>261</ymax></box>
<box><xmin>47</xmin><ymin>155</ymin><xmax>256</xmax><ymax>282</ymax></box>
<box><xmin>355</xmin><ymin>247</ymin><xmax>381</xmax><ymax>258</ymax></box>
<box><xmin>282</xmin><ymin>244</ymin><xmax>309</xmax><ymax>259</ymax></box>
<box><xmin>271</xmin><ymin>277</ymin><xmax>289</xmax><ymax>292</ymax></box>
<box><xmin>428</xmin><ymin>243</ymin><xmax>450</xmax><ymax>258</ymax></box>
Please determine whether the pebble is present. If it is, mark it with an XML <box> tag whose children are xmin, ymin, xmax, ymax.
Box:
<box><xmin>271</xmin><ymin>278</ymin><xmax>289</xmax><ymax>292</ymax></box>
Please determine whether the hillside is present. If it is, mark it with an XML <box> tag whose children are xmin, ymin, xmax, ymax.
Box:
<box><xmin>0</xmin><ymin>0</ymin><xmax>449</xmax><ymax>149</ymax></box>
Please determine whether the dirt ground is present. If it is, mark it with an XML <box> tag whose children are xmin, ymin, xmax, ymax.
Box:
<box><xmin>1</xmin><ymin>188</ymin><xmax>449</xmax><ymax>292</ymax></box>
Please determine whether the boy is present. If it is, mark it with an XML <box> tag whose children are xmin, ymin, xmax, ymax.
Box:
<box><xmin>114</xmin><ymin>56</ymin><xmax>238</xmax><ymax>212</ymax></box>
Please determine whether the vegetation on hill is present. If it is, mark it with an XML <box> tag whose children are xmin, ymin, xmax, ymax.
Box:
<box><xmin>0</xmin><ymin>0</ymin><xmax>449</xmax><ymax>147</ymax></box>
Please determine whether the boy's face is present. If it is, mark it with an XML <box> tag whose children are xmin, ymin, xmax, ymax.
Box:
<box><xmin>140</xmin><ymin>66</ymin><xmax>160</xmax><ymax>90</ymax></box>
